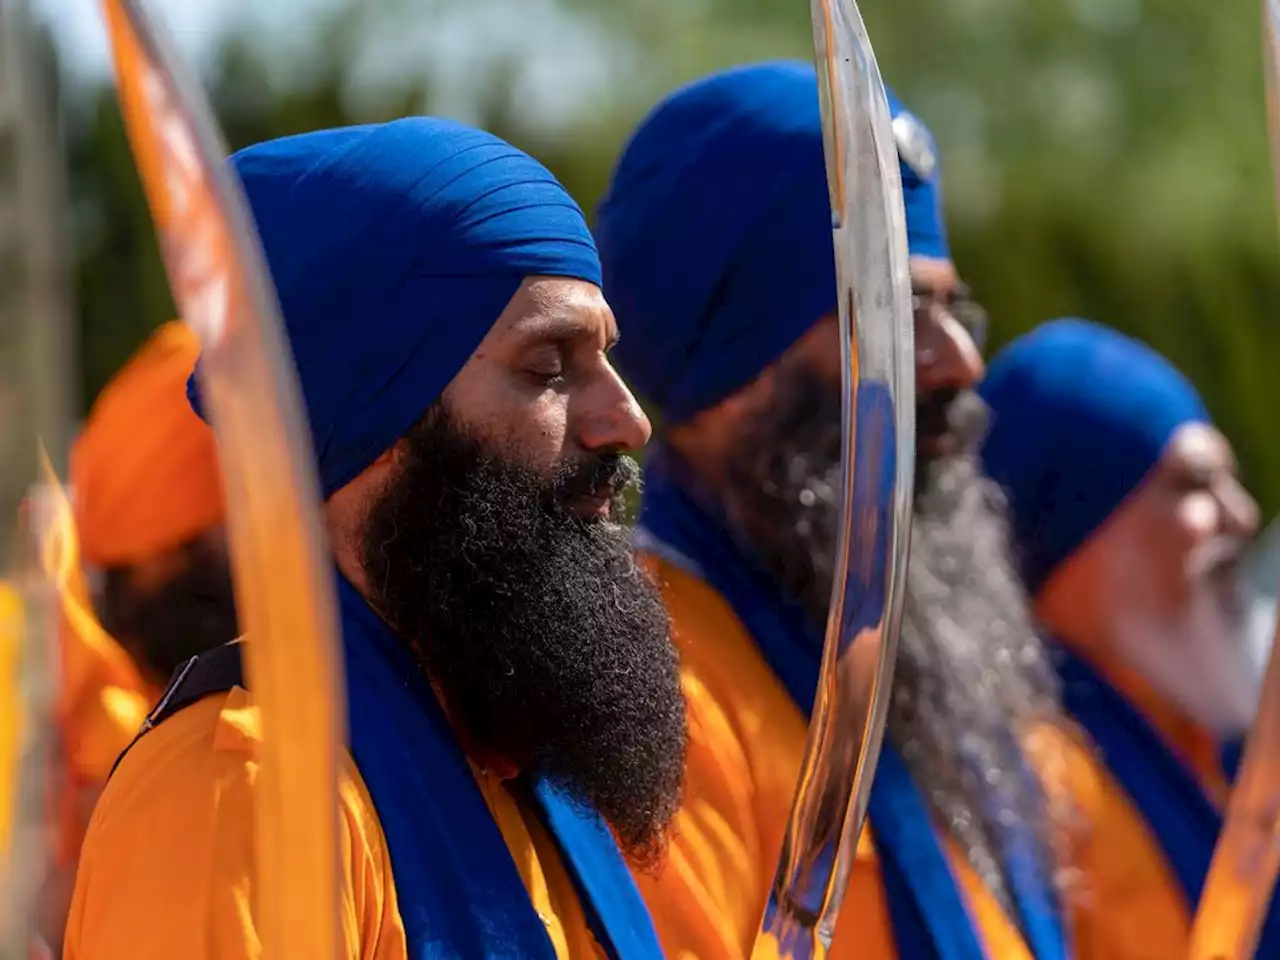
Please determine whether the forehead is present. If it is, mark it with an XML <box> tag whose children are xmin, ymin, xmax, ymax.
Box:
<box><xmin>1160</xmin><ymin>422</ymin><xmax>1235</xmax><ymax>475</ymax></box>
<box><xmin>909</xmin><ymin>256</ymin><xmax>958</xmax><ymax>291</ymax></box>
<box><xmin>483</xmin><ymin>276</ymin><xmax>616</xmax><ymax>349</ymax></box>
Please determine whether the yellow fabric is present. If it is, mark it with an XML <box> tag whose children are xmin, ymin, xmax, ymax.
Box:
<box><xmin>0</xmin><ymin>583</ymin><xmax>21</xmax><ymax>857</ymax></box>
<box><xmin>64</xmin><ymin>686</ymin><xmax>603</xmax><ymax>960</ymax></box>
<box><xmin>1059</xmin><ymin>632</ymin><xmax>1227</xmax><ymax>805</ymax></box>
<box><xmin>638</xmin><ymin>555</ymin><xmax>1032</xmax><ymax>960</ymax></box>
<box><xmin>52</xmin><ymin>515</ymin><xmax>152</xmax><ymax>861</ymax></box>
<box><xmin>71</xmin><ymin>321</ymin><xmax>224</xmax><ymax>570</ymax></box>
<box><xmin>473</xmin><ymin>771</ymin><xmax>604</xmax><ymax>958</ymax></box>
<box><xmin>59</xmin><ymin>631</ymin><xmax>150</xmax><ymax>792</ymax></box>
<box><xmin>1038</xmin><ymin>636</ymin><xmax>1229</xmax><ymax>960</ymax></box>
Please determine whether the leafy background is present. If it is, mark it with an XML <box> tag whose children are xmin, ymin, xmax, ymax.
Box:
<box><xmin>29</xmin><ymin>0</ymin><xmax>1280</xmax><ymax>515</ymax></box>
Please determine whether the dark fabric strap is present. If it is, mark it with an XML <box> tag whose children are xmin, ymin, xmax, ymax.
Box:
<box><xmin>108</xmin><ymin>640</ymin><xmax>245</xmax><ymax>781</ymax></box>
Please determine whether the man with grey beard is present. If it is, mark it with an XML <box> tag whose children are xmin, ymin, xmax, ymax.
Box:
<box><xmin>981</xmin><ymin>318</ymin><xmax>1276</xmax><ymax>959</ymax></box>
<box><xmin>595</xmin><ymin>61</ymin><xmax>1072</xmax><ymax>960</ymax></box>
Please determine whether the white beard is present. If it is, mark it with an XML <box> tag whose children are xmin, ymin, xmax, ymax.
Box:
<box><xmin>1111</xmin><ymin>567</ymin><xmax>1261</xmax><ymax>738</ymax></box>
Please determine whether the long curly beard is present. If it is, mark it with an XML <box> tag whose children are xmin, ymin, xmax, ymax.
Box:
<box><xmin>721</xmin><ymin>361</ymin><xmax>1070</xmax><ymax>918</ymax></box>
<box><xmin>361</xmin><ymin>402</ymin><xmax>687</xmax><ymax>867</ymax></box>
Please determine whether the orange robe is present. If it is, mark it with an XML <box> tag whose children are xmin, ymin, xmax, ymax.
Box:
<box><xmin>1036</xmin><ymin>641</ymin><xmax>1231</xmax><ymax>960</ymax></box>
<box><xmin>64</xmin><ymin>687</ymin><xmax>606</xmax><ymax>959</ymax></box>
<box><xmin>636</xmin><ymin>555</ymin><xmax>1034</xmax><ymax>960</ymax></box>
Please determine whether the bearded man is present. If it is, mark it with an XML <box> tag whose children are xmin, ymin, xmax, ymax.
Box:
<box><xmin>594</xmin><ymin>61</ymin><xmax>1070</xmax><ymax>960</ymax></box>
<box><xmin>980</xmin><ymin>317</ymin><xmax>1279</xmax><ymax>959</ymax></box>
<box><xmin>65</xmin><ymin>118</ymin><xmax>686</xmax><ymax>960</ymax></box>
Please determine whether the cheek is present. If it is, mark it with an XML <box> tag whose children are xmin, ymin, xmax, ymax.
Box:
<box><xmin>1134</xmin><ymin>495</ymin><xmax>1217</xmax><ymax>604</ymax></box>
<box><xmin>446</xmin><ymin>360</ymin><xmax>573</xmax><ymax>471</ymax></box>
<box><xmin>1096</xmin><ymin>515</ymin><xmax>1186</xmax><ymax>616</ymax></box>
<box><xmin>789</xmin><ymin>317</ymin><xmax>844</xmax><ymax>384</ymax></box>
<box><xmin>486</xmin><ymin>391</ymin><xmax>571</xmax><ymax>472</ymax></box>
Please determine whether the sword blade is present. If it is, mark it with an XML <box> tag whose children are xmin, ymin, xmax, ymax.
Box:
<box><xmin>751</xmin><ymin>1</ymin><xmax>915</xmax><ymax>956</ymax></box>
<box><xmin>1187</xmin><ymin>9</ymin><xmax>1280</xmax><ymax>955</ymax></box>
<box><xmin>98</xmin><ymin>2</ymin><xmax>346</xmax><ymax>956</ymax></box>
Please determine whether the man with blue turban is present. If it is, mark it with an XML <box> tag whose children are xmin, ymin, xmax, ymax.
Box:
<box><xmin>596</xmin><ymin>61</ymin><xmax>1068</xmax><ymax>960</ymax></box>
<box><xmin>981</xmin><ymin>317</ymin><xmax>1272</xmax><ymax>958</ymax></box>
<box><xmin>64</xmin><ymin>117</ymin><xmax>687</xmax><ymax>960</ymax></box>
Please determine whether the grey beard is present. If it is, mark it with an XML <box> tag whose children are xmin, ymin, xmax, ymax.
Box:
<box><xmin>891</xmin><ymin>450</ymin><xmax>1063</xmax><ymax>920</ymax></box>
<box><xmin>721</xmin><ymin>377</ymin><xmax>1066</xmax><ymax>920</ymax></box>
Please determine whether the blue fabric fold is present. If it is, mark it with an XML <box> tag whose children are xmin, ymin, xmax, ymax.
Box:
<box><xmin>979</xmin><ymin>318</ymin><xmax>1209</xmax><ymax>594</ymax></box>
<box><xmin>637</xmin><ymin>450</ymin><xmax>1066</xmax><ymax>960</ymax></box>
<box><xmin>190</xmin><ymin>118</ymin><xmax>603</xmax><ymax>498</ymax></box>
<box><xmin>339</xmin><ymin>574</ymin><xmax>663</xmax><ymax>959</ymax></box>
<box><xmin>1054</xmin><ymin>645</ymin><xmax>1279</xmax><ymax>956</ymax></box>
<box><xmin>596</xmin><ymin>61</ymin><xmax>950</xmax><ymax>427</ymax></box>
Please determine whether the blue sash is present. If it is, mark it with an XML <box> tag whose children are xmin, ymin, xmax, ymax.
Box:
<box><xmin>338</xmin><ymin>574</ymin><xmax>664</xmax><ymax>959</ymax></box>
<box><xmin>1055</xmin><ymin>646</ymin><xmax>1279</xmax><ymax>956</ymax></box>
<box><xmin>638</xmin><ymin>449</ymin><xmax>1066</xmax><ymax>960</ymax></box>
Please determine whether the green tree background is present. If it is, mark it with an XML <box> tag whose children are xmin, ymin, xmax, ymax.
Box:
<box><xmin>48</xmin><ymin>0</ymin><xmax>1280</xmax><ymax>516</ymax></box>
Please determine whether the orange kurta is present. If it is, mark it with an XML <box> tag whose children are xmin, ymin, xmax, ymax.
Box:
<box><xmin>636</xmin><ymin>555</ymin><xmax>1033</xmax><ymax>960</ymax></box>
<box><xmin>64</xmin><ymin>687</ymin><xmax>605</xmax><ymax>960</ymax></box>
<box><xmin>1037</xmin><ymin>640</ymin><xmax>1229</xmax><ymax>960</ymax></box>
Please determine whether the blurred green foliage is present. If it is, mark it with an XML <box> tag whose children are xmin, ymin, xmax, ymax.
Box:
<box><xmin>52</xmin><ymin>0</ymin><xmax>1280</xmax><ymax>515</ymax></box>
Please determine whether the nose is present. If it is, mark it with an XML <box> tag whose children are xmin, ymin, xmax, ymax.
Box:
<box><xmin>1218</xmin><ymin>475</ymin><xmax>1260</xmax><ymax>541</ymax></box>
<box><xmin>917</xmin><ymin>311</ymin><xmax>984</xmax><ymax>395</ymax></box>
<box><xmin>578</xmin><ymin>360</ymin><xmax>653</xmax><ymax>453</ymax></box>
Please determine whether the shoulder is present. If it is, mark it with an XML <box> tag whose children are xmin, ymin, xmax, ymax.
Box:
<box><xmin>68</xmin><ymin>689</ymin><xmax>402</xmax><ymax>960</ymax></box>
<box><xmin>91</xmin><ymin>686</ymin><xmax>388</xmax><ymax>863</ymax></box>
<box><xmin>88</xmin><ymin>687</ymin><xmax>260</xmax><ymax>827</ymax></box>
<box><xmin>643</xmin><ymin>555</ymin><xmax>808</xmax><ymax>741</ymax></box>
<box><xmin>1027</xmin><ymin>725</ymin><xmax>1194</xmax><ymax>954</ymax></box>
<box><xmin>640</xmin><ymin>552</ymin><xmax>747</xmax><ymax>660</ymax></box>
<box><xmin>643</xmin><ymin>555</ymin><xmax>811</xmax><ymax>816</ymax></box>
<box><xmin>1024</xmin><ymin>718</ymin><xmax>1111</xmax><ymax>823</ymax></box>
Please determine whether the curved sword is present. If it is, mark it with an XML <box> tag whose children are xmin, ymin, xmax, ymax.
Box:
<box><xmin>1186</xmin><ymin>9</ymin><xmax>1280</xmax><ymax>958</ymax></box>
<box><xmin>751</xmin><ymin>0</ymin><xmax>915</xmax><ymax>956</ymax></box>
<box><xmin>98</xmin><ymin>2</ymin><xmax>345</xmax><ymax>956</ymax></box>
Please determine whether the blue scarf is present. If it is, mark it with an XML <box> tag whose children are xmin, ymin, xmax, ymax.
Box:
<box><xmin>637</xmin><ymin>450</ymin><xmax>1067</xmax><ymax>960</ymax></box>
<box><xmin>1055</xmin><ymin>646</ymin><xmax>1279</xmax><ymax>955</ymax></box>
<box><xmin>338</xmin><ymin>574</ymin><xmax>664</xmax><ymax>959</ymax></box>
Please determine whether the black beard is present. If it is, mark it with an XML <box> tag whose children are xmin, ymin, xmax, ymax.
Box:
<box><xmin>98</xmin><ymin>536</ymin><xmax>240</xmax><ymax>688</ymax></box>
<box><xmin>720</xmin><ymin>364</ymin><xmax>1064</xmax><ymax>914</ymax></box>
<box><xmin>360</xmin><ymin>404</ymin><xmax>686</xmax><ymax>866</ymax></box>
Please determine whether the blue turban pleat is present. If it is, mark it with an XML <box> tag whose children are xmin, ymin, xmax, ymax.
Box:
<box><xmin>191</xmin><ymin>117</ymin><xmax>600</xmax><ymax>497</ymax></box>
<box><xmin>979</xmin><ymin>318</ymin><xmax>1210</xmax><ymax>592</ymax></box>
<box><xmin>597</xmin><ymin>61</ymin><xmax>950</xmax><ymax>425</ymax></box>
<box><xmin>184</xmin><ymin>118</ymin><xmax>665</xmax><ymax>960</ymax></box>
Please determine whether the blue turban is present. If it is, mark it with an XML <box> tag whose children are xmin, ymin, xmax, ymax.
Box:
<box><xmin>190</xmin><ymin>117</ymin><xmax>600</xmax><ymax>497</ymax></box>
<box><xmin>596</xmin><ymin>60</ymin><xmax>949</xmax><ymax>425</ymax></box>
<box><xmin>979</xmin><ymin>318</ymin><xmax>1210</xmax><ymax>593</ymax></box>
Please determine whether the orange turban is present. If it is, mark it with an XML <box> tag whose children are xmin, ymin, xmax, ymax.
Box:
<box><xmin>71</xmin><ymin>321</ymin><xmax>224</xmax><ymax>569</ymax></box>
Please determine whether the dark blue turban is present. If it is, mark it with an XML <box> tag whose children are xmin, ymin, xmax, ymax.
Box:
<box><xmin>596</xmin><ymin>60</ymin><xmax>949</xmax><ymax>425</ymax></box>
<box><xmin>190</xmin><ymin>117</ymin><xmax>600</xmax><ymax>497</ymax></box>
<box><xmin>979</xmin><ymin>318</ymin><xmax>1210</xmax><ymax>594</ymax></box>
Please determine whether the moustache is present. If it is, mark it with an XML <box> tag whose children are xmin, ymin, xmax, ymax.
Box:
<box><xmin>549</xmin><ymin>452</ymin><xmax>641</xmax><ymax>516</ymax></box>
<box><xmin>916</xmin><ymin>388</ymin><xmax>989</xmax><ymax>460</ymax></box>
<box><xmin>1187</xmin><ymin>536</ymin><xmax>1248</xmax><ymax>581</ymax></box>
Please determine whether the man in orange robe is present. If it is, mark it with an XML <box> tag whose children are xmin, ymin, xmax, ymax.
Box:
<box><xmin>981</xmin><ymin>318</ymin><xmax>1277</xmax><ymax>958</ymax></box>
<box><xmin>594</xmin><ymin>61</ymin><xmax>1071</xmax><ymax>960</ymax></box>
<box><xmin>65</xmin><ymin>118</ymin><xmax>685</xmax><ymax>960</ymax></box>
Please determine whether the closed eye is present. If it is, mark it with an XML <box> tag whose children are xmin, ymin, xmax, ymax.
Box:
<box><xmin>528</xmin><ymin>368</ymin><xmax>566</xmax><ymax>387</ymax></box>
